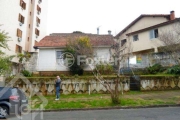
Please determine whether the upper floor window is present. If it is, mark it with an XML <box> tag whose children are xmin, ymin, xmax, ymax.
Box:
<box><xmin>36</xmin><ymin>17</ymin><xmax>40</xmax><ymax>27</ymax></box>
<box><xmin>37</xmin><ymin>5</ymin><xmax>41</xmax><ymax>14</ymax></box>
<box><xmin>20</xmin><ymin>0</ymin><xmax>26</xmax><ymax>10</ymax></box>
<box><xmin>18</xmin><ymin>14</ymin><xmax>25</xmax><ymax>24</ymax></box>
<box><xmin>121</xmin><ymin>39</ymin><xmax>127</xmax><ymax>47</ymax></box>
<box><xmin>15</xmin><ymin>44</ymin><xmax>22</xmax><ymax>53</ymax></box>
<box><xmin>35</xmin><ymin>28</ymin><xmax>40</xmax><ymax>36</ymax></box>
<box><xmin>149</xmin><ymin>29</ymin><xmax>158</xmax><ymax>39</ymax></box>
<box><xmin>133</xmin><ymin>35</ymin><xmax>139</xmax><ymax>41</ymax></box>
<box><xmin>17</xmin><ymin>29</ymin><xmax>22</xmax><ymax>38</ymax></box>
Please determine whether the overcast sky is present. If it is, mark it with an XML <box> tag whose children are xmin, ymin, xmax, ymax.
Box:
<box><xmin>46</xmin><ymin>0</ymin><xmax>180</xmax><ymax>36</ymax></box>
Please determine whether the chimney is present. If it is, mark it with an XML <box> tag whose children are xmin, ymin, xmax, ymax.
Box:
<box><xmin>97</xmin><ymin>27</ymin><xmax>99</xmax><ymax>34</ymax></box>
<box><xmin>170</xmin><ymin>11</ymin><xmax>175</xmax><ymax>20</ymax></box>
<box><xmin>108</xmin><ymin>30</ymin><xmax>111</xmax><ymax>35</ymax></box>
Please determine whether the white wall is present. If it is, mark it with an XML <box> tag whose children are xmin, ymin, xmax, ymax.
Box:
<box><xmin>38</xmin><ymin>47</ymin><xmax>112</xmax><ymax>71</ymax></box>
<box><xmin>37</xmin><ymin>48</ymin><xmax>69</xmax><ymax>71</ymax></box>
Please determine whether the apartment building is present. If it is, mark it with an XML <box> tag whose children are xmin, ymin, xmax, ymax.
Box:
<box><xmin>0</xmin><ymin>0</ymin><xmax>48</xmax><ymax>74</ymax></box>
<box><xmin>115</xmin><ymin>11</ymin><xmax>179</xmax><ymax>68</ymax></box>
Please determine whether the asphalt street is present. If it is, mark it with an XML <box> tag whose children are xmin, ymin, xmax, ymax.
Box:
<box><xmin>7</xmin><ymin>107</ymin><xmax>180</xmax><ymax>120</ymax></box>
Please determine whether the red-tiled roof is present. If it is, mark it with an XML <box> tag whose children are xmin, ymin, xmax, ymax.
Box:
<box><xmin>115</xmin><ymin>14</ymin><xmax>170</xmax><ymax>38</ymax></box>
<box><xmin>34</xmin><ymin>33</ymin><xmax>115</xmax><ymax>48</ymax></box>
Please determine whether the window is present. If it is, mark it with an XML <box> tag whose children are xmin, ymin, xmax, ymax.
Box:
<box><xmin>35</xmin><ymin>28</ymin><xmax>40</xmax><ymax>36</ymax></box>
<box><xmin>133</xmin><ymin>35</ymin><xmax>139</xmax><ymax>41</ymax></box>
<box><xmin>15</xmin><ymin>44</ymin><xmax>22</xmax><ymax>53</ymax></box>
<box><xmin>121</xmin><ymin>39</ymin><xmax>127</xmax><ymax>47</ymax></box>
<box><xmin>18</xmin><ymin>14</ymin><xmax>25</xmax><ymax>24</ymax></box>
<box><xmin>37</xmin><ymin>5</ymin><xmax>41</xmax><ymax>14</ymax></box>
<box><xmin>56</xmin><ymin>51</ymin><xmax>64</xmax><ymax>65</ymax></box>
<box><xmin>149</xmin><ymin>29</ymin><xmax>158</xmax><ymax>39</ymax></box>
<box><xmin>29</xmin><ymin>24</ymin><xmax>30</xmax><ymax>28</ymax></box>
<box><xmin>20</xmin><ymin>0</ymin><xmax>26</xmax><ymax>10</ymax></box>
<box><xmin>36</xmin><ymin>17</ymin><xmax>40</xmax><ymax>26</ymax></box>
<box><xmin>17</xmin><ymin>29</ymin><xmax>22</xmax><ymax>38</ymax></box>
<box><xmin>27</xmin><ymin>37</ymin><xmax>29</xmax><ymax>41</ymax></box>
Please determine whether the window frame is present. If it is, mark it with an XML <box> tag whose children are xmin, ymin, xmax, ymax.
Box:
<box><xmin>17</xmin><ymin>29</ymin><xmax>22</xmax><ymax>38</ymax></box>
<box><xmin>18</xmin><ymin>14</ymin><xmax>25</xmax><ymax>24</ymax></box>
<box><xmin>149</xmin><ymin>29</ymin><xmax>158</xmax><ymax>39</ymax></box>
<box><xmin>35</xmin><ymin>28</ymin><xmax>40</xmax><ymax>36</ymax></box>
<box><xmin>133</xmin><ymin>34</ymin><xmax>139</xmax><ymax>41</ymax></box>
<box><xmin>15</xmin><ymin>44</ymin><xmax>22</xmax><ymax>53</ymax></box>
<box><xmin>20</xmin><ymin>0</ymin><xmax>26</xmax><ymax>10</ymax></box>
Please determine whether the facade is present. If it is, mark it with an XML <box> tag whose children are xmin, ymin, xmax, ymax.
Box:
<box><xmin>0</xmin><ymin>0</ymin><xmax>48</xmax><ymax>74</ymax></box>
<box><xmin>115</xmin><ymin>11</ymin><xmax>179</xmax><ymax>68</ymax></box>
<box><xmin>34</xmin><ymin>32</ymin><xmax>115</xmax><ymax>75</ymax></box>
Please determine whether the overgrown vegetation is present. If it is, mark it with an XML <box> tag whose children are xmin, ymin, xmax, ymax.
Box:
<box><xmin>65</xmin><ymin>36</ymin><xmax>93</xmax><ymax>75</ymax></box>
<box><xmin>0</xmin><ymin>26</ymin><xmax>14</xmax><ymax>76</ymax></box>
<box><xmin>167</xmin><ymin>65</ymin><xmax>180</xmax><ymax>75</ymax></box>
<box><xmin>147</xmin><ymin>63</ymin><xmax>164</xmax><ymax>74</ymax></box>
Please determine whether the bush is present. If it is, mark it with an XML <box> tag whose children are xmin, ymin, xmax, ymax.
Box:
<box><xmin>21</xmin><ymin>70</ymin><xmax>32</xmax><ymax>77</ymax></box>
<box><xmin>167</xmin><ymin>65</ymin><xmax>180</xmax><ymax>75</ymax></box>
<box><xmin>96</xmin><ymin>63</ymin><xmax>114</xmax><ymax>75</ymax></box>
<box><xmin>147</xmin><ymin>63</ymin><xmax>163</xmax><ymax>74</ymax></box>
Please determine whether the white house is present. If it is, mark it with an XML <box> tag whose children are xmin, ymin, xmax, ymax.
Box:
<box><xmin>34</xmin><ymin>32</ymin><xmax>115</xmax><ymax>75</ymax></box>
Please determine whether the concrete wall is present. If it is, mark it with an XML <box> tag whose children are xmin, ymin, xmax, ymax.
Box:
<box><xmin>5</xmin><ymin>76</ymin><xmax>180</xmax><ymax>96</ymax></box>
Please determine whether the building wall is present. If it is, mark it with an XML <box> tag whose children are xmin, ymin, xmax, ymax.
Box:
<box><xmin>37</xmin><ymin>47</ymin><xmax>112</xmax><ymax>72</ymax></box>
<box><xmin>0</xmin><ymin>0</ymin><xmax>48</xmax><ymax>75</ymax></box>
<box><xmin>118</xmin><ymin>17</ymin><xmax>169</xmax><ymax>41</ymax></box>
<box><xmin>0</xmin><ymin>0</ymin><xmax>48</xmax><ymax>58</ymax></box>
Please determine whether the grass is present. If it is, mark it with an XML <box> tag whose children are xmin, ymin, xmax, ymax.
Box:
<box><xmin>29</xmin><ymin>90</ymin><xmax>180</xmax><ymax>110</ymax></box>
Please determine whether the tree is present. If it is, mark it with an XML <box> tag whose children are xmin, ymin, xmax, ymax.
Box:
<box><xmin>65</xmin><ymin>36</ymin><xmax>93</xmax><ymax>75</ymax></box>
<box><xmin>158</xmin><ymin>21</ymin><xmax>180</xmax><ymax>65</ymax></box>
<box><xmin>0</xmin><ymin>26</ymin><xmax>13</xmax><ymax>76</ymax></box>
<box><xmin>89</xmin><ymin>36</ymin><xmax>133</xmax><ymax>104</ymax></box>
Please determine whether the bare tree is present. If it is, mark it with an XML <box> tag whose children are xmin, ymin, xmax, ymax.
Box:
<box><xmin>158</xmin><ymin>21</ymin><xmax>180</xmax><ymax>65</ymax></box>
<box><xmin>89</xmin><ymin>36</ymin><xmax>133</xmax><ymax>104</ymax></box>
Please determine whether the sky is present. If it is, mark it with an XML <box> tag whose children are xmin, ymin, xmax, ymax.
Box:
<box><xmin>46</xmin><ymin>0</ymin><xmax>180</xmax><ymax>36</ymax></box>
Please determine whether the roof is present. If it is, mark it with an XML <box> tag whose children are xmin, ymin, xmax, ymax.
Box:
<box><xmin>115</xmin><ymin>14</ymin><xmax>170</xmax><ymax>39</ymax></box>
<box><xmin>126</xmin><ymin>18</ymin><xmax>180</xmax><ymax>36</ymax></box>
<box><xmin>34</xmin><ymin>33</ymin><xmax>115</xmax><ymax>48</ymax></box>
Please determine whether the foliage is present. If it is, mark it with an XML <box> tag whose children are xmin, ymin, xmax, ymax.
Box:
<box><xmin>21</xmin><ymin>70</ymin><xmax>32</xmax><ymax>77</ymax></box>
<box><xmin>17</xmin><ymin>52</ymin><xmax>31</xmax><ymax>63</ymax></box>
<box><xmin>65</xmin><ymin>36</ymin><xmax>93</xmax><ymax>75</ymax></box>
<box><xmin>147</xmin><ymin>63</ymin><xmax>164</xmax><ymax>74</ymax></box>
<box><xmin>167</xmin><ymin>65</ymin><xmax>180</xmax><ymax>75</ymax></box>
<box><xmin>96</xmin><ymin>63</ymin><xmax>114</xmax><ymax>75</ymax></box>
<box><xmin>0</xmin><ymin>26</ymin><xmax>14</xmax><ymax>76</ymax></box>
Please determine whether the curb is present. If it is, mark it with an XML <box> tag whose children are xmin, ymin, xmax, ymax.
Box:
<box><xmin>31</xmin><ymin>104</ymin><xmax>180</xmax><ymax>112</ymax></box>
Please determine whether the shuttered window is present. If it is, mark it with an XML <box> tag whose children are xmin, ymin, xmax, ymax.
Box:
<box><xmin>37</xmin><ymin>5</ymin><xmax>41</xmax><ymax>13</ymax></box>
<box><xmin>18</xmin><ymin>14</ymin><xmax>25</xmax><ymax>24</ymax></box>
<box><xmin>15</xmin><ymin>44</ymin><xmax>22</xmax><ymax>53</ymax></box>
<box><xmin>20</xmin><ymin>0</ymin><xmax>26</xmax><ymax>10</ymax></box>
<box><xmin>35</xmin><ymin>28</ymin><xmax>40</xmax><ymax>36</ymax></box>
<box><xmin>36</xmin><ymin>17</ymin><xmax>40</xmax><ymax>24</ymax></box>
<box><xmin>17</xmin><ymin>29</ymin><xmax>22</xmax><ymax>38</ymax></box>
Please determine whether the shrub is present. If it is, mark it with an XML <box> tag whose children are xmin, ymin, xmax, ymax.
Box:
<box><xmin>167</xmin><ymin>65</ymin><xmax>180</xmax><ymax>75</ymax></box>
<box><xmin>147</xmin><ymin>63</ymin><xmax>163</xmax><ymax>74</ymax></box>
<box><xmin>21</xmin><ymin>70</ymin><xmax>32</xmax><ymax>77</ymax></box>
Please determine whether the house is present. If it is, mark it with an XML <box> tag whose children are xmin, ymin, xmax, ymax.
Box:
<box><xmin>115</xmin><ymin>11</ymin><xmax>180</xmax><ymax>68</ymax></box>
<box><xmin>34</xmin><ymin>32</ymin><xmax>115</xmax><ymax>75</ymax></box>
